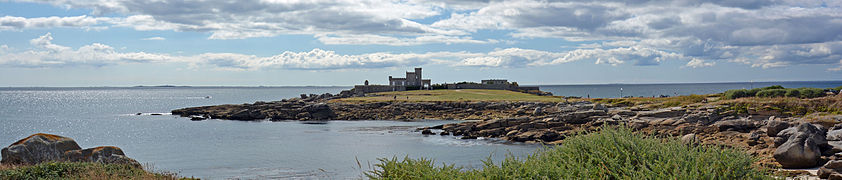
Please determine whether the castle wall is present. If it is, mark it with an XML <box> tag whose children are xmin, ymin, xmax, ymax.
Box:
<box><xmin>353</xmin><ymin>85</ymin><xmax>403</xmax><ymax>96</ymax></box>
<box><xmin>445</xmin><ymin>84</ymin><xmax>541</xmax><ymax>91</ymax></box>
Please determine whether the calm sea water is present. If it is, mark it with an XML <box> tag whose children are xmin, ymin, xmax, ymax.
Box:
<box><xmin>2</xmin><ymin>81</ymin><xmax>840</xmax><ymax>179</ymax></box>
<box><xmin>0</xmin><ymin>87</ymin><xmax>538</xmax><ymax>179</ymax></box>
<box><xmin>541</xmin><ymin>81</ymin><xmax>842</xmax><ymax>98</ymax></box>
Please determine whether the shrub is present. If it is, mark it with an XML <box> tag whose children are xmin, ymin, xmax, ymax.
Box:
<box><xmin>831</xmin><ymin>86</ymin><xmax>842</xmax><ymax>92</ymax></box>
<box><xmin>723</xmin><ymin>89</ymin><xmax>750</xmax><ymax>99</ymax></box>
<box><xmin>785</xmin><ymin>89</ymin><xmax>801</xmax><ymax>98</ymax></box>
<box><xmin>761</xmin><ymin>85</ymin><xmax>785</xmax><ymax>90</ymax></box>
<box><xmin>797</xmin><ymin>88</ymin><xmax>826</xmax><ymax>98</ymax></box>
<box><xmin>756</xmin><ymin>89</ymin><xmax>787</xmax><ymax>98</ymax></box>
<box><xmin>366</xmin><ymin>126</ymin><xmax>770</xmax><ymax>179</ymax></box>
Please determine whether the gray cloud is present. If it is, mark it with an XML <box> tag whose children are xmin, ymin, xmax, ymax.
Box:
<box><xmin>435</xmin><ymin>0</ymin><xmax>842</xmax><ymax>69</ymax></box>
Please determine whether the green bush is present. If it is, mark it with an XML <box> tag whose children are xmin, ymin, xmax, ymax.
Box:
<box><xmin>756</xmin><ymin>89</ymin><xmax>787</xmax><ymax>98</ymax></box>
<box><xmin>761</xmin><ymin>85</ymin><xmax>785</xmax><ymax>90</ymax></box>
<box><xmin>366</xmin><ymin>126</ymin><xmax>770</xmax><ymax>179</ymax></box>
<box><xmin>723</xmin><ymin>89</ymin><xmax>750</xmax><ymax>99</ymax></box>
<box><xmin>723</xmin><ymin>85</ymin><xmax>829</xmax><ymax>99</ymax></box>
<box><xmin>785</xmin><ymin>89</ymin><xmax>801</xmax><ymax>97</ymax></box>
<box><xmin>831</xmin><ymin>86</ymin><xmax>842</xmax><ymax>92</ymax></box>
<box><xmin>797</xmin><ymin>88</ymin><xmax>826</xmax><ymax>98</ymax></box>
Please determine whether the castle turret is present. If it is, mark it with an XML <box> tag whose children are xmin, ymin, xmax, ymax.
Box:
<box><xmin>415</xmin><ymin>68</ymin><xmax>422</xmax><ymax>84</ymax></box>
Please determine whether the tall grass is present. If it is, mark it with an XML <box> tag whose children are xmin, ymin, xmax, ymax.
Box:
<box><xmin>366</xmin><ymin>126</ymin><xmax>771</xmax><ymax>179</ymax></box>
<box><xmin>0</xmin><ymin>162</ymin><xmax>192</xmax><ymax>180</ymax></box>
<box><xmin>591</xmin><ymin>94</ymin><xmax>709</xmax><ymax>108</ymax></box>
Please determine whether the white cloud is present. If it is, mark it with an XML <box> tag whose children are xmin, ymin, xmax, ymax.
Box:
<box><xmin>1</xmin><ymin>33</ymin><xmax>170</xmax><ymax>67</ymax></box>
<box><xmin>315</xmin><ymin>34</ymin><xmax>496</xmax><ymax>46</ymax></box>
<box><xmin>453</xmin><ymin>46</ymin><xmax>690</xmax><ymax>67</ymax></box>
<box><xmin>685</xmin><ymin>58</ymin><xmax>715</xmax><ymax>68</ymax></box>
<box><xmin>142</xmin><ymin>37</ymin><xmax>165</xmax><ymax>41</ymax></box>
<box><xmin>0</xmin><ymin>33</ymin><xmax>735</xmax><ymax>70</ymax></box>
<box><xmin>4</xmin><ymin>0</ymin><xmax>842</xmax><ymax>69</ymax></box>
<box><xmin>0</xmin><ymin>33</ymin><xmax>475</xmax><ymax>69</ymax></box>
<box><xmin>11</xmin><ymin>0</ymin><xmax>465</xmax><ymax>42</ymax></box>
<box><xmin>0</xmin><ymin>15</ymin><xmax>111</xmax><ymax>30</ymax></box>
<box><xmin>432</xmin><ymin>0</ymin><xmax>842</xmax><ymax>68</ymax></box>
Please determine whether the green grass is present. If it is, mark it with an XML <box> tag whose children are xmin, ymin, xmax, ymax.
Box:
<box><xmin>0</xmin><ymin>162</ymin><xmax>193</xmax><ymax>180</ymax></box>
<box><xmin>366</xmin><ymin>126</ymin><xmax>771</xmax><ymax>179</ymax></box>
<box><xmin>332</xmin><ymin>89</ymin><xmax>565</xmax><ymax>103</ymax></box>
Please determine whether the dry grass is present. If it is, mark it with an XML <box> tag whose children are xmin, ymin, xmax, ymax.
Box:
<box><xmin>331</xmin><ymin>89</ymin><xmax>566</xmax><ymax>103</ymax></box>
<box><xmin>590</xmin><ymin>94</ymin><xmax>714</xmax><ymax>109</ymax></box>
<box><xmin>0</xmin><ymin>162</ymin><xmax>195</xmax><ymax>180</ymax></box>
<box><xmin>716</xmin><ymin>94</ymin><xmax>842</xmax><ymax>117</ymax></box>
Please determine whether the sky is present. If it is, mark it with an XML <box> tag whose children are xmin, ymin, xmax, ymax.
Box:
<box><xmin>0</xmin><ymin>0</ymin><xmax>841</xmax><ymax>86</ymax></box>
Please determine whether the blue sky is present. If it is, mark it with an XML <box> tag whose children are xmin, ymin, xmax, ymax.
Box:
<box><xmin>1</xmin><ymin>0</ymin><xmax>841</xmax><ymax>86</ymax></box>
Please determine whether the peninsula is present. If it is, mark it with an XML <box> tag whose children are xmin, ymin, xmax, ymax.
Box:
<box><xmin>172</xmin><ymin>77</ymin><xmax>842</xmax><ymax>175</ymax></box>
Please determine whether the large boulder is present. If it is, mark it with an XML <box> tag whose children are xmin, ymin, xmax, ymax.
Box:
<box><xmin>766</xmin><ymin>120</ymin><xmax>791</xmax><ymax>137</ymax></box>
<box><xmin>302</xmin><ymin>103</ymin><xmax>336</xmax><ymax>120</ymax></box>
<box><xmin>509</xmin><ymin>129</ymin><xmax>560</xmax><ymax>142</ymax></box>
<box><xmin>774</xmin><ymin>123</ymin><xmax>827</xmax><ymax>168</ymax></box>
<box><xmin>1</xmin><ymin>133</ymin><xmax>81</xmax><ymax>165</ymax></box>
<box><xmin>819</xmin><ymin>160</ymin><xmax>842</xmax><ymax>179</ymax></box>
<box><xmin>1</xmin><ymin>133</ymin><xmax>140</xmax><ymax>167</ymax></box>
<box><xmin>714</xmin><ymin>119</ymin><xmax>759</xmax><ymax>132</ymax></box>
<box><xmin>829</xmin><ymin>129</ymin><xmax>842</xmax><ymax>141</ymax></box>
<box><xmin>560</xmin><ymin>110</ymin><xmax>607</xmax><ymax>124</ymax></box>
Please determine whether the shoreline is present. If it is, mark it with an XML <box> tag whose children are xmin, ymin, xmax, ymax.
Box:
<box><xmin>172</xmin><ymin>88</ymin><xmax>842</xmax><ymax>171</ymax></box>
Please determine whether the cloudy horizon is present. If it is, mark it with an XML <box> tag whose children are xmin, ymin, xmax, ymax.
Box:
<box><xmin>1</xmin><ymin>0</ymin><xmax>841</xmax><ymax>86</ymax></box>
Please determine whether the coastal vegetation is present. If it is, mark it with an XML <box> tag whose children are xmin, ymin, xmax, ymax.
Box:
<box><xmin>0</xmin><ymin>162</ymin><xmax>191</xmax><ymax>180</ymax></box>
<box><xmin>366</xmin><ymin>126</ymin><xmax>770</xmax><ymax>179</ymax></box>
<box><xmin>590</xmin><ymin>94</ymin><xmax>712</xmax><ymax>109</ymax></box>
<box><xmin>722</xmin><ymin>85</ymin><xmax>834</xmax><ymax>99</ymax></box>
<box><xmin>332</xmin><ymin>89</ymin><xmax>564</xmax><ymax>103</ymax></box>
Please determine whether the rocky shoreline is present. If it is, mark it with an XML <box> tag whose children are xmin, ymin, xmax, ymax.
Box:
<box><xmin>172</xmin><ymin>92</ymin><xmax>842</xmax><ymax>172</ymax></box>
<box><xmin>171</xmin><ymin>93</ymin><xmax>558</xmax><ymax>121</ymax></box>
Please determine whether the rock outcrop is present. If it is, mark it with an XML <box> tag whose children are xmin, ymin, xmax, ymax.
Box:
<box><xmin>820</xmin><ymin>160</ymin><xmax>842</xmax><ymax>179</ymax></box>
<box><xmin>1</xmin><ymin>133</ymin><xmax>140</xmax><ymax>167</ymax></box>
<box><xmin>773</xmin><ymin>123</ymin><xmax>826</xmax><ymax>168</ymax></box>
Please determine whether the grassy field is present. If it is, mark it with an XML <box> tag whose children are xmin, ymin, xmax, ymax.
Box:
<box><xmin>332</xmin><ymin>89</ymin><xmax>565</xmax><ymax>103</ymax></box>
<box><xmin>0</xmin><ymin>162</ymin><xmax>194</xmax><ymax>180</ymax></box>
<box><xmin>365</xmin><ymin>126</ymin><xmax>771</xmax><ymax>179</ymax></box>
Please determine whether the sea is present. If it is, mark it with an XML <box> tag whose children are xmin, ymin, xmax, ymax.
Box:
<box><xmin>1</xmin><ymin>81</ymin><xmax>840</xmax><ymax>179</ymax></box>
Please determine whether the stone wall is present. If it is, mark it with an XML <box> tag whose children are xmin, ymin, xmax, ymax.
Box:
<box><xmin>353</xmin><ymin>85</ymin><xmax>402</xmax><ymax>96</ymax></box>
<box><xmin>445</xmin><ymin>83</ymin><xmax>538</xmax><ymax>91</ymax></box>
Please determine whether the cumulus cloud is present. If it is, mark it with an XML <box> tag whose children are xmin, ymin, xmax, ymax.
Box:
<box><xmin>3</xmin><ymin>33</ymin><xmax>701</xmax><ymax>70</ymax></box>
<box><xmin>1</xmin><ymin>33</ymin><xmax>169</xmax><ymax>67</ymax></box>
<box><xmin>454</xmin><ymin>46</ymin><xmax>689</xmax><ymax>67</ymax></box>
<box><xmin>433</xmin><ymin>0</ymin><xmax>842</xmax><ymax>69</ymax></box>
<box><xmin>0</xmin><ymin>33</ymin><xmax>465</xmax><ymax>69</ymax></box>
<box><xmin>0</xmin><ymin>15</ymin><xmax>111</xmax><ymax>30</ymax></box>
<box><xmin>685</xmin><ymin>58</ymin><xmax>716</xmax><ymax>68</ymax></box>
<box><xmin>5</xmin><ymin>0</ymin><xmax>842</xmax><ymax>69</ymax></box>
<box><xmin>315</xmin><ymin>34</ymin><xmax>496</xmax><ymax>46</ymax></box>
<box><xmin>142</xmin><ymin>37</ymin><xmax>165</xmax><ymax>40</ymax></box>
<box><xmin>10</xmin><ymin>0</ymin><xmax>471</xmax><ymax>45</ymax></box>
